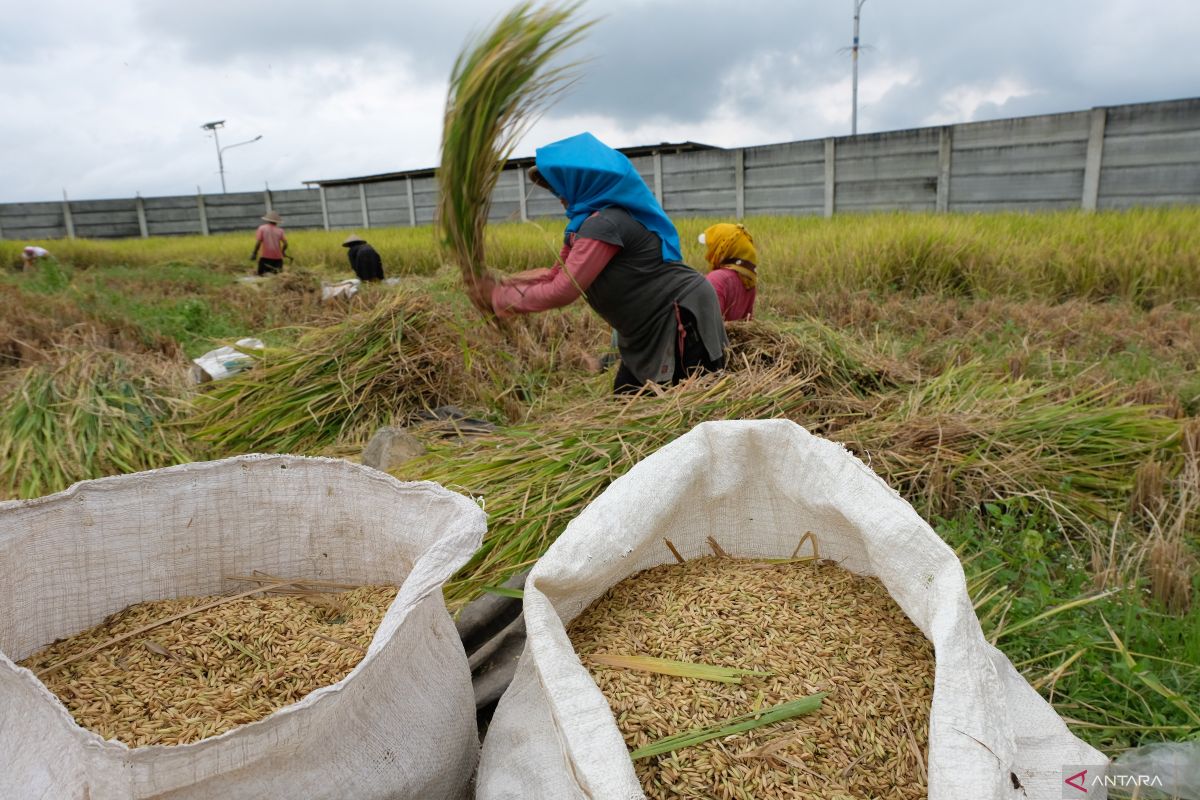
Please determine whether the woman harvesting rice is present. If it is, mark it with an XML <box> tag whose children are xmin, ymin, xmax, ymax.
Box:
<box><xmin>700</xmin><ymin>222</ymin><xmax>758</xmax><ymax>321</ymax></box>
<box><xmin>470</xmin><ymin>132</ymin><xmax>727</xmax><ymax>394</ymax></box>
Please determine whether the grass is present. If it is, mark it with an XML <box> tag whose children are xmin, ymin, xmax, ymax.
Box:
<box><xmin>942</xmin><ymin>507</ymin><xmax>1200</xmax><ymax>753</ymax></box>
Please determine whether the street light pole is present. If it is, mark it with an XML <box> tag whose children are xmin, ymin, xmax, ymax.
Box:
<box><xmin>201</xmin><ymin>120</ymin><xmax>227</xmax><ymax>192</ymax></box>
<box><xmin>851</xmin><ymin>0</ymin><xmax>867</xmax><ymax>136</ymax></box>
<box><xmin>201</xmin><ymin>121</ymin><xmax>262</xmax><ymax>193</ymax></box>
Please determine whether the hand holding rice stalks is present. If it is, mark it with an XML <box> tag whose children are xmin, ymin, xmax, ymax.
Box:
<box><xmin>437</xmin><ymin>1</ymin><xmax>592</xmax><ymax>315</ymax></box>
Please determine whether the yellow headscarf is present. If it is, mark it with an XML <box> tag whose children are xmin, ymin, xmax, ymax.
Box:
<box><xmin>701</xmin><ymin>223</ymin><xmax>758</xmax><ymax>289</ymax></box>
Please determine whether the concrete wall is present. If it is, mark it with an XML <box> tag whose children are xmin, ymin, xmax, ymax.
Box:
<box><xmin>3</xmin><ymin>97</ymin><xmax>1197</xmax><ymax>241</ymax></box>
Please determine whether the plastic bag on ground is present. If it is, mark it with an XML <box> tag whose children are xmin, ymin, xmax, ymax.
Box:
<box><xmin>190</xmin><ymin>337</ymin><xmax>264</xmax><ymax>383</ymax></box>
<box><xmin>321</xmin><ymin>278</ymin><xmax>361</xmax><ymax>302</ymax></box>
<box><xmin>477</xmin><ymin>420</ymin><xmax>1105</xmax><ymax>800</ymax></box>
<box><xmin>0</xmin><ymin>455</ymin><xmax>483</xmax><ymax>800</ymax></box>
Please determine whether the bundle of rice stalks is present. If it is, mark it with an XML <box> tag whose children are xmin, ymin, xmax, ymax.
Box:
<box><xmin>0</xmin><ymin>348</ymin><xmax>192</xmax><ymax>499</ymax></box>
<box><xmin>568</xmin><ymin>555</ymin><xmax>934</xmax><ymax>799</ymax></box>
<box><xmin>399</xmin><ymin>367</ymin><xmax>821</xmax><ymax>608</ymax></box>
<box><xmin>437</xmin><ymin>1</ymin><xmax>592</xmax><ymax>310</ymax></box>
<box><xmin>834</xmin><ymin>363</ymin><xmax>1185</xmax><ymax>524</ymax></box>
<box><xmin>406</xmin><ymin>359</ymin><xmax>1184</xmax><ymax>607</ymax></box>
<box><xmin>725</xmin><ymin>317</ymin><xmax>914</xmax><ymax>392</ymax></box>
<box><xmin>190</xmin><ymin>294</ymin><xmax>476</xmax><ymax>455</ymax></box>
<box><xmin>19</xmin><ymin>582</ymin><xmax>396</xmax><ymax>747</ymax></box>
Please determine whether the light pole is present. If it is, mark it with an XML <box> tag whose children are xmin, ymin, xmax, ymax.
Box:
<box><xmin>201</xmin><ymin>120</ymin><xmax>262</xmax><ymax>193</ymax></box>
<box><xmin>851</xmin><ymin>0</ymin><xmax>867</xmax><ymax>136</ymax></box>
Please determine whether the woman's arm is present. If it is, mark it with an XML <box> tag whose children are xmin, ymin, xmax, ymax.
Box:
<box><xmin>491</xmin><ymin>238</ymin><xmax>620</xmax><ymax>318</ymax></box>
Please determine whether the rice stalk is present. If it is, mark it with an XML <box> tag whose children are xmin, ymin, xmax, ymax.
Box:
<box><xmin>629</xmin><ymin>695</ymin><xmax>827</xmax><ymax>759</ymax></box>
<box><xmin>437</xmin><ymin>1</ymin><xmax>592</xmax><ymax>308</ymax></box>
<box><xmin>397</xmin><ymin>367</ymin><xmax>820</xmax><ymax>608</ymax></box>
<box><xmin>589</xmin><ymin>654</ymin><xmax>774</xmax><ymax>684</ymax></box>
<box><xmin>189</xmin><ymin>294</ymin><xmax>474</xmax><ymax>454</ymax></box>
<box><xmin>0</xmin><ymin>348</ymin><xmax>192</xmax><ymax>499</ymax></box>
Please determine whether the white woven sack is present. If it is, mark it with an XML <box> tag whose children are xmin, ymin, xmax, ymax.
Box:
<box><xmin>0</xmin><ymin>455</ymin><xmax>483</xmax><ymax>800</ymax></box>
<box><xmin>478</xmin><ymin>420</ymin><xmax>1105</xmax><ymax>800</ymax></box>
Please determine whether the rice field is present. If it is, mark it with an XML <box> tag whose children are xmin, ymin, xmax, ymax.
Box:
<box><xmin>1</xmin><ymin>208</ymin><xmax>1197</xmax><ymax>757</ymax></box>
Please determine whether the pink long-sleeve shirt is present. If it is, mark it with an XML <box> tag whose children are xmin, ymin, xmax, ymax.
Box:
<box><xmin>491</xmin><ymin>234</ymin><xmax>621</xmax><ymax>318</ymax></box>
<box><xmin>706</xmin><ymin>268</ymin><xmax>756</xmax><ymax>321</ymax></box>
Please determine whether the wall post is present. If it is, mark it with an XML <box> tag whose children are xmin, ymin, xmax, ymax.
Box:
<box><xmin>517</xmin><ymin>167</ymin><xmax>528</xmax><ymax>222</ymax></box>
<box><xmin>62</xmin><ymin>190</ymin><xmax>76</xmax><ymax>239</ymax></box>
<box><xmin>196</xmin><ymin>188</ymin><xmax>210</xmax><ymax>236</ymax></box>
<box><xmin>734</xmin><ymin>148</ymin><xmax>746</xmax><ymax>220</ymax></box>
<box><xmin>823</xmin><ymin>139</ymin><xmax>836</xmax><ymax>218</ymax></box>
<box><xmin>135</xmin><ymin>194</ymin><xmax>149</xmax><ymax>238</ymax></box>
<box><xmin>318</xmin><ymin>186</ymin><xmax>330</xmax><ymax>231</ymax></box>
<box><xmin>936</xmin><ymin>126</ymin><xmax>953</xmax><ymax>213</ymax></box>
<box><xmin>358</xmin><ymin>183</ymin><xmax>370</xmax><ymax>229</ymax></box>
<box><xmin>652</xmin><ymin>152</ymin><xmax>664</xmax><ymax>204</ymax></box>
<box><xmin>1081</xmin><ymin>107</ymin><xmax>1108</xmax><ymax>211</ymax></box>
<box><xmin>405</xmin><ymin>177</ymin><xmax>417</xmax><ymax>227</ymax></box>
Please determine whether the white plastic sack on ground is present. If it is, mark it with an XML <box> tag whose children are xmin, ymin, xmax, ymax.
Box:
<box><xmin>0</xmin><ymin>455</ymin><xmax>483</xmax><ymax>800</ymax></box>
<box><xmin>322</xmin><ymin>278</ymin><xmax>361</xmax><ymax>302</ymax></box>
<box><xmin>190</xmin><ymin>337</ymin><xmax>265</xmax><ymax>383</ymax></box>
<box><xmin>478</xmin><ymin>420</ymin><xmax>1105</xmax><ymax>800</ymax></box>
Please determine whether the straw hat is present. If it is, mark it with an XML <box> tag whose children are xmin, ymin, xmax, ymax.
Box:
<box><xmin>341</xmin><ymin>234</ymin><xmax>366</xmax><ymax>247</ymax></box>
<box><xmin>261</xmin><ymin>211</ymin><xmax>283</xmax><ymax>223</ymax></box>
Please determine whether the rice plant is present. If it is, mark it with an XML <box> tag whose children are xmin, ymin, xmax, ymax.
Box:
<box><xmin>0</xmin><ymin>349</ymin><xmax>192</xmax><ymax>499</ymax></box>
<box><xmin>437</xmin><ymin>1</ymin><xmax>592</xmax><ymax>308</ymax></box>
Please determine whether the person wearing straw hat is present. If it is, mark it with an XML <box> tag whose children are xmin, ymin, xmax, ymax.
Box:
<box><xmin>20</xmin><ymin>245</ymin><xmax>50</xmax><ymax>272</ymax></box>
<box><xmin>341</xmin><ymin>234</ymin><xmax>385</xmax><ymax>282</ymax></box>
<box><xmin>699</xmin><ymin>223</ymin><xmax>758</xmax><ymax>322</ymax></box>
<box><xmin>470</xmin><ymin>132</ymin><xmax>727</xmax><ymax>394</ymax></box>
<box><xmin>250</xmin><ymin>210</ymin><xmax>288</xmax><ymax>276</ymax></box>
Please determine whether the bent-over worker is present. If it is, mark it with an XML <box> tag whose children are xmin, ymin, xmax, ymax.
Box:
<box><xmin>341</xmin><ymin>235</ymin><xmax>385</xmax><ymax>281</ymax></box>
<box><xmin>700</xmin><ymin>223</ymin><xmax>758</xmax><ymax>321</ymax></box>
<box><xmin>468</xmin><ymin>132</ymin><xmax>727</xmax><ymax>394</ymax></box>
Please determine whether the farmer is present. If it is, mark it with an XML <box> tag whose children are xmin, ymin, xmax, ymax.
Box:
<box><xmin>341</xmin><ymin>234</ymin><xmax>385</xmax><ymax>281</ymax></box>
<box><xmin>469</xmin><ymin>132</ymin><xmax>727</xmax><ymax>394</ymax></box>
<box><xmin>21</xmin><ymin>245</ymin><xmax>50</xmax><ymax>272</ymax></box>
<box><xmin>699</xmin><ymin>223</ymin><xmax>758</xmax><ymax>321</ymax></box>
<box><xmin>249</xmin><ymin>211</ymin><xmax>288</xmax><ymax>276</ymax></box>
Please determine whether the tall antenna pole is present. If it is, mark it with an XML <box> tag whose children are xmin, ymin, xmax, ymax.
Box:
<box><xmin>852</xmin><ymin>0</ymin><xmax>867</xmax><ymax>135</ymax></box>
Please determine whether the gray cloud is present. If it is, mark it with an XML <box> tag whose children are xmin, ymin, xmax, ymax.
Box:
<box><xmin>1</xmin><ymin>0</ymin><xmax>1196</xmax><ymax>202</ymax></box>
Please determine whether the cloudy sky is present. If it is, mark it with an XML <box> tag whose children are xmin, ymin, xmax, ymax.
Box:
<box><xmin>2</xmin><ymin>0</ymin><xmax>1197</xmax><ymax>202</ymax></box>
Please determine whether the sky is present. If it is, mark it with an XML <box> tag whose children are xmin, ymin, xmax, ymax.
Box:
<box><xmin>2</xmin><ymin>0</ymin><xmax>1197</xmax><ymax>203</ymax></box>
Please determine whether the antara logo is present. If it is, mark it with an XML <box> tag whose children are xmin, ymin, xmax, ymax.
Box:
<box><xmin>1064</xmin><ymin>767</ymin><xmax>1165</xmax><ymax>792</ymax></box>
<box><xmin>1064</xmin><ymin>770</ymin><xmax>1089</xmax><ymax>792</ymax></box>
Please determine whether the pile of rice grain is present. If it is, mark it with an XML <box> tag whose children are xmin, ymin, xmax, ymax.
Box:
<box><xmin>567</xmin><ymin>557</ymin><xmax>934</xmax><ymax>800</ymax></box>
<box><xmin>19</xmin><ymin>584</ymin><xmax>396</xmax><ymax>747</ymax></box>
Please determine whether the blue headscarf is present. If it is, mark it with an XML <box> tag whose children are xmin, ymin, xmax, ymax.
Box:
<box><xmin>535</xmin><ymin>132</ymin><xmax>682</xmax><ymax>263</ymax></box>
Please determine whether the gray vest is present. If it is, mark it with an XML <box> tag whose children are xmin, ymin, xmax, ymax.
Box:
<box><xmin>576</xmin><ymin>208</ymin><xmax>727</xmax><ymax>384</ymax></box>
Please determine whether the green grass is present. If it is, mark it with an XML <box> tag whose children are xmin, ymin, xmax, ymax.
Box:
<box><xmin>942</xmin><ymin>508</ymin><xmax>1200</xmax><ymax>753</ymax></box>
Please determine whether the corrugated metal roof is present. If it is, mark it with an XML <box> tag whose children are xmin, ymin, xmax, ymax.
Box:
<box><xmin>302</xmin><ymin>141</ymin><xmax>719</xmax><ymax>186</ymax></box>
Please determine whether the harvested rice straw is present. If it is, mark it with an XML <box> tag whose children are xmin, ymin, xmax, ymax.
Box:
<box><xmin>437</xmin><ymin>1</ymin><xmax>592</xmax><ymax>312</ymax></box>
<box><xmin>567</xmin><ymin>556</ymin><xmax>935</xmax><ymax>800</ymax></box>
<box><xmin>19</xmin><ymin>584</ymin><xmax>397</xmax><ymax>747</ymax></box>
